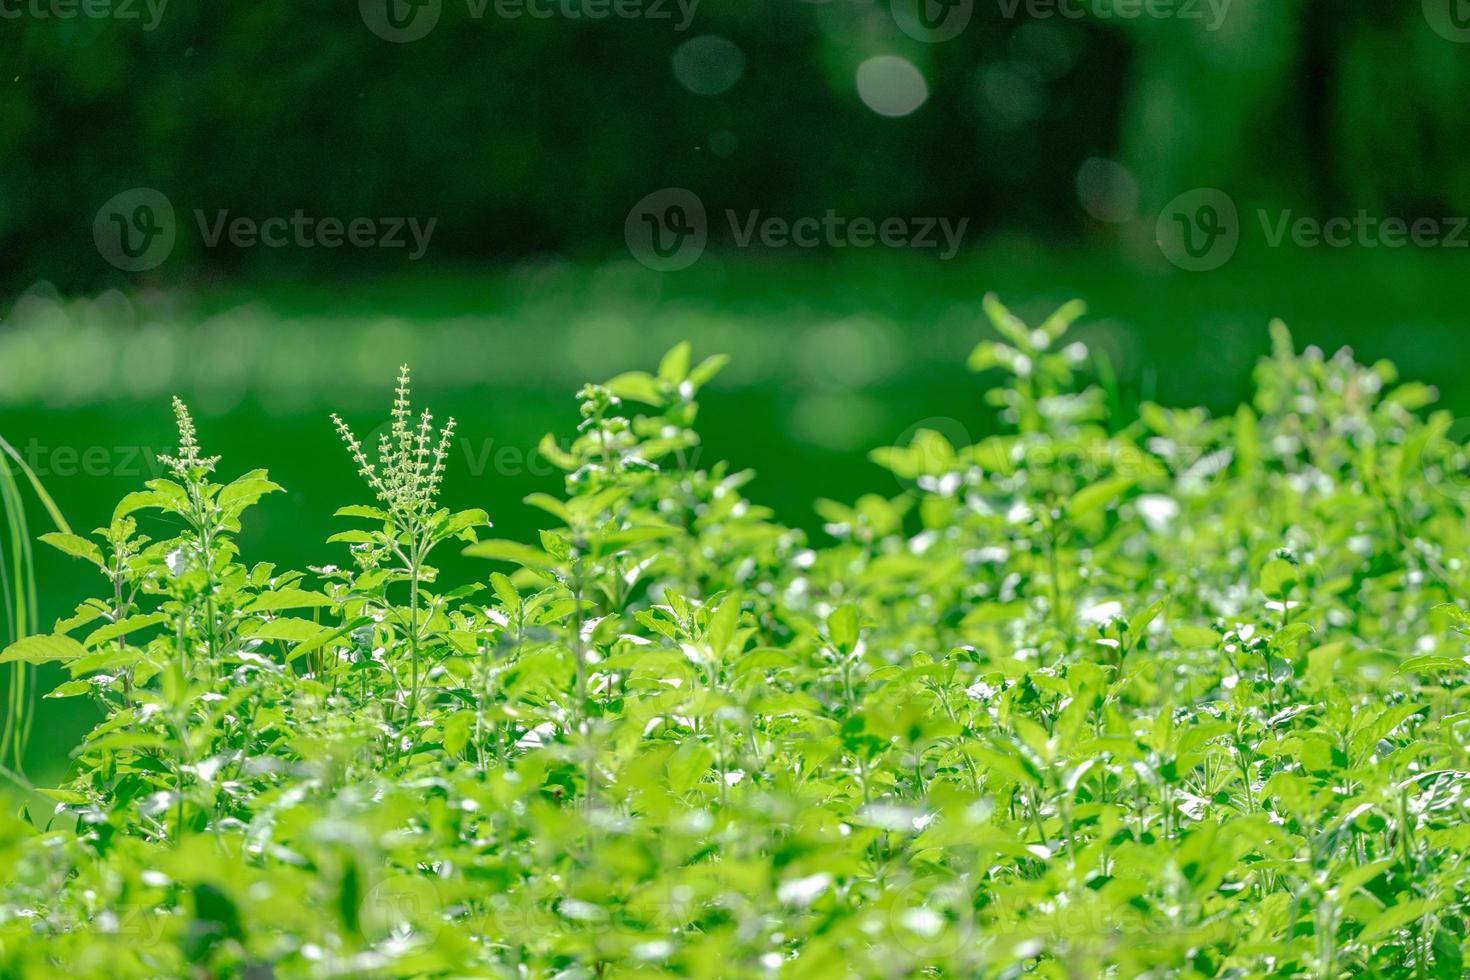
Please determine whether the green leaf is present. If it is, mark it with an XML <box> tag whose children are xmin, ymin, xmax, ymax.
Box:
<box><xmin>286</xmin><ymin>616</ymin><xmax>373</xmax><ymax>662</ymax></box>
<box><xmin>981</xmin><ymin>293</ymin><xmax>1031</xmax><ymax>349</ymax></box>
<box><xmin>45</xmin><ymin>679</ymin><xmax>92</xmax><ymax>699</ymax></box>
<box><xmin>707</xmin><ymin>593</ymin><xmax>740</xmax><ymax>656</ymax></box>
<box><xmin>0</xmin><ymin>634</ymin><xmax>87</xmax><ymax>665</ymax></box>
<box><xmin>1359</xmin><ymin>898</ymin><xmax>1430</xmax><ymax>945</ymax></box>
<box><xmin>218</xmin><ymin>470</ymin><xmax>284</xmax><ymax>511</ymax></box>
<box><xmin>55</xmin><ymin>602</ymin><xmax>105</xmax><ymax>634</ymax></box>
<box><xmin>1305</xmin><ymin>642</ymin><xmax>1344</xmax><ymax>691</ymax></box>
<box><xmin>327</xmin><ymin>529</ymin><xmax>378</xmax><ymax>545</ymax></box>
<box><xmin>668</xmin><ymin>740</ymin><xmax>714</xmax><ymax>794</ymax></box>
<box><xmin>39</xmin><ymin>532</ymin><xmax>104</xmax><ymax>567</ymax></box>
<box><xmin>522</xmin><ymin>493</ymin><xmax>572</xmax><ymax>523</ymax></box>
<box><xmin>489</xmin><ymin>572</ymin><xmax>521</xmax><ymax>613</ymax></box>
<box><xmin>605</xmin><ymin>371</ymin><xmax>664</xmax><ymax>406</ymax></box>
<box><xmin>1398</xmin><ymin>655</ymin><xmax>1467</xmax><ymax>674</ymax></box>
<box><xmin>1129</xmin><ymin>598</ymin><xmax>1167</xmax><ymax>638</ymax></box>
<box><xmin>1067</xmin><ymin>477</ymin><xmax>1132</xmax><ymax>520</ymax></box>
<box><xmin>84</xmin><ymin>612</ymin><xmax>168</xmax><ymax>648</ymax></box>
<box><xmin>437</xmin><ymin>508</ymin><xmax>491</xmax><ymax>542</ymax></box>
<box><xmin>113</xmin><ymin>489</ymin><xmax>178</xmax><ymax>521</ymax></box>
<box><xmin>1434</xmin><ymin>603</ymin><xmax>1470</xmax><ymax>628</ymax></box>
<box><xmin>1172</xmin><ymin>625</ymin><xmax>1219</xmax><ymax>649</ymax></box>
<box><xmin>1261</xmin><ymin>557</ymin><xmax>1298</xmax><ymax>598</ymax></box>
<box><xmin>442</xmin><ymin>711</ymin><xmax>474</xmax><ymax>757</ymax></box>
<box><xmin>37</xmin><ymin>788</ymin><xmax>88</xmax><ymax>805</ymax></box>
<box><xmin>658</xmin><ymin>341</ymin><xmax>691</xmax><ymax>384</ymax></box>
<box><xmin>1039</xmin><ymin>298</ymin><xmax>1086</xmax><ymax>340</ymax></box>
<box><xmin>335</xmin><ymin>505</ymin><xmax>390</xmax><ymax>521</ymax></box>
<box><xmin>463</xmin><ymin>539</ymin><xmax>557</xmax><ymax>570</ymax></box>
<box><xmin>248</xmin><ymin>618</ymin><xmax>328</xmax><ymax>644</ymax></box>
<box><xmin>537</xmin><ymin>432</ymin><xmax>578</xmax><ymax>470</ymax></box>
<box><xmin>245</xmin><ymin>589</ymin><xmax>335</xmax><ymax>613</ymax></box>
<box><xmin>688</xmin><ymin>354</ymin><xmax>729</xmax><ymax>389</ymax></box>
<box><xmin>827</xmin><ymin>605</ymin><xmax>860</xmax><ymax>654</ymax></box>
<box><xmin>969</xmin><ymin>746</ymin><xmax>1041</xmax><ymax>788</ymax></box>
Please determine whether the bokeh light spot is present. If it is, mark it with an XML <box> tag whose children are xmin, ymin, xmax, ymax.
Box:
<box><xmin>980</xmin><ymin>62</ymin><xmax>1047</xmax><ymax>126</ymax></box>
<box><xmin>672</xmin><ymin>36</ymin><xmax>745</xmax><ymax>96</ymax></box>
<box><xmin>856</xmin><ymin>56</ymin><xmax>928</xmax><ymax>118</ymax></box>
<box><xmin>1075</xmin><ymin>157</ymin><xmax>1139</xmax><ymax>224</ymax></box>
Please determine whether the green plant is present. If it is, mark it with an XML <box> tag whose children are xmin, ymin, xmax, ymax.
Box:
<box><xmin>0</xmin><ymin>434</ymin><xmax>71</xmax><ymax>776</ymax></box>
<box><xmin>2</xmin><ymin>298</ymin><xmax>1469</xmax><ymax>978</ymax></box>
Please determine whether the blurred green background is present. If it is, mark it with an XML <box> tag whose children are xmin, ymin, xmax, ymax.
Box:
<box><xmin>5</xmin><ymin>0</ymin><xmax>1470</xmax><ymax>778</ymax></box>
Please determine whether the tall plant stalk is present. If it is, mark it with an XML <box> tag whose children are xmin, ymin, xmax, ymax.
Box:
<box><xmin>0</xmin><ymin>434</ymin><xmax>71</xmax><ymax>773</ymax></box>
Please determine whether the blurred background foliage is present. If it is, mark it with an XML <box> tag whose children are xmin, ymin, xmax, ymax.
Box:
<box><xmin>5</xmin><ymin>0</ymin><xmax>1470</xmax><ymax>775</ymax></box>
<box><xmin>6</xmin><ymin>0</ymin><xmax>1470</xmax><ymax>282</ymax></box>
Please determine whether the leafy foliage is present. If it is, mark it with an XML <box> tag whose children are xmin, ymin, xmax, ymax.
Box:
<box><xmin>2</xmin><ymin>299</ymin><xmax>1469</xmax><ymax>978</ymax></box>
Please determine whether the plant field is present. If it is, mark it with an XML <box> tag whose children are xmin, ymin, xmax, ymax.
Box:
<box><xmin>2</xmin><ymin>298</ymin><xmax>1468</xmax><ymax>978</ymax></box>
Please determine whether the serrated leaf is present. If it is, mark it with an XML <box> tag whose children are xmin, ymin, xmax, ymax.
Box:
<box><xmin>249</xmin><ymin>618</ymin><xmax>328</xmax><ymax>644</ymax></box>
<box><xmin>218</xmin><ymin>470</ymin><xmax>283</xmax><ymax>510</ymax></box>
<box><xmin>245</xmin><ymin>589</ymin><xmax>335</xmax><ymax>613</ymax></box>
<box><xmin>39</xmin><ymin>532</ymin><xmax>104</xmax><ymax>567</ymax></box>
<box><xmin>84</xmin><ymin>612</ymin><xmax>167</xmax><ymax>648</ymax></box>
<box><xmin>0</xmin><ymin>634</ymin><xmax>87</xmax><ymax>665</ymax></box>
